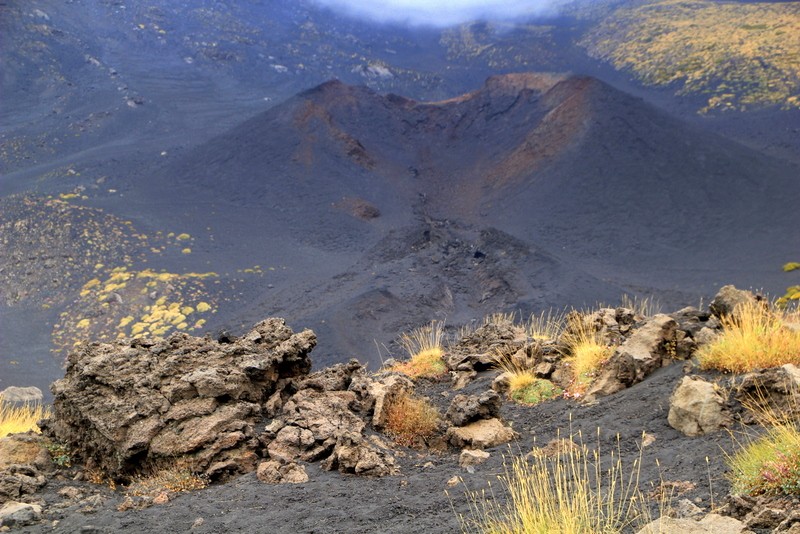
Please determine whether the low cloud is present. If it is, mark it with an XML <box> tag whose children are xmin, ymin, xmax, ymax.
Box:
<box><xmin>309</xmin><ymin>0</ymin><xmax>567</xmax><ymax>26</ymax></box>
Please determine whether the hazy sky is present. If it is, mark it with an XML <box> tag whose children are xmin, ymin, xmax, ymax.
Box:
<box><xmin>310</xmin><ymin>0</ymin><xmax>567</xmax><ymax>26</ymax></box>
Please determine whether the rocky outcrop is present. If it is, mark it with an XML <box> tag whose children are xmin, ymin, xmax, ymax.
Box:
<box><xmin>445</xmin><ymin>391</ymin><xmax>501</xmax><ymax>427</ymax></box>
<box><xmin>586</xmin><ymin>314</ymin><xmax>678</xmax><ymax>400</ymax></box>
<box><xmin>256</xmin><ymin>460</ymin><xmax>309</xmax><ymax>484</ymax></box>
<box><xmin>0</xmin><ymin>501</ymin><xmax>43</xmax><ymax>528</ymax></box>
<box><xmin>42</xmin><ymin>318</ymin><xmax>316</xmax><ymax>480</ymax></box>
<box><xmin>348</xmin><ymin>372</ymin><xmax>414</xmax><ymax>430</ymax></box>
<box><xmin>723</xmin><ymin>494</ymin><xmax>800</xmax><ymax>532</ymax></box>
<box><xmin>446</xmin><ymin>320</ymin><xmax>527</xmax><ymax>372</ymax></box>
<box><xmin>734</xmin><ymin>365</ymin><xmax>800</xmax><ymax>424</ymax></box>
<box><xmin>710</xmin><ymin>285</ymin><xmax>761</xmax><ymax>318</ymax></box>
<box><xmin>668</xmin><ymin>376</ymin><xmax>731</xmax><ymax>436</ymax></box>
<box><xmin>0</xmin><ymin>465</ymin><xmax>47</xmax><ymax>505</ymax></box>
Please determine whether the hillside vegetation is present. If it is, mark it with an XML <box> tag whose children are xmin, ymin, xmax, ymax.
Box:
<box><xmin>581</xmin><ymin>0</ymin><xmax>800</xmax><ymax>113</ymax></box>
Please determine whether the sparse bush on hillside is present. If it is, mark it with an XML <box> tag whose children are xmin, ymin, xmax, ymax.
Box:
<box><xmin>698</xmin><ymin>301</ymin><xmax>800</xmax><ymax>372</ymax></box>
<box><xmin>384</xmin><ymin>391</ymin><xmax>440</xmax><ymax>447</ymax></box>
<box><xmin>581</xmin><ymin>0</ymin><xmax>800</xmax><ymax>112</ymax></box>
<box><xmin>391</xmin><ymin>321</ymin><xmax>448</xmax><ymax>379</ymax></box>
<box><xmin>0</xmin><ymin>397</ymin><xmax>50</xmax><ymax>438</ymax></box>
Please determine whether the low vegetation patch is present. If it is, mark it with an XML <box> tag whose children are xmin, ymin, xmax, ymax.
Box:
<box><xmin>0</xmin><ymin>397</ymin><xmax>50</xmax><ymax>438</ymax></box>
<box><xmin>494</xmin><ymin>357</ymin><xmax>563</xmax><ymax>405</ymax></box>
<box><xmin>384</xmin><ymin>391</ymin><xmax>440</xmax><ymax>447</ymax></box>
<box><xmin>461</xmin><ymin>430</ymin><xmax>645</xmax><ymax>533</ymax></box>
<box><xmin>728</xmin><ymin>422</ymin><xmax>800</xmax><ymax>497</ymax></box>
<box><xmin>391</xmin><ymin>321</ymin><xmax>448</xmax><ymax>379</ymax></box>
<box><xmin>510</xmin><ymin>377</ymin><xmax>563</xmax><ymax>406</ymax></box>
<box><xmin>698</xmin><ymin>301</ymin><xmax>800</xmax><ymax>373</ymax></box>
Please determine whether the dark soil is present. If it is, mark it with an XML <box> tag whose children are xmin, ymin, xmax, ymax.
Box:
<box><xmin>16</xmin><ymin>362</ymin><xmax>737</xmax><ymax>534</ymax></box>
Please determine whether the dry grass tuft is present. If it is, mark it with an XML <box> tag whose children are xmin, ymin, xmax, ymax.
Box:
<box><xmin>384</xmin><ymin>391</ymin><xmax>440</xmax><ymax>447</ymax></box>
<box><xmin>494</xmin><ymin>357</ymin><xmax>562</xmax><ymax>406</ymax></box>
<box><xmin>127</xmin><ymin>459</ymin><xmax>208</xmax><ymax>497</ymax></box>
<box><xmin>391</xmin><ymin>321</ymin><xmax>448</xmax><ymax>379</ymax></box>
<box><xmin>461</xmin><ymin>429</ymin><xmax>645</xmax><ymax>533</ymax></box>
<box><xmin>698</xmin><ymin>301</ymin><xmax>800</xmax><ymax>373</ymax></box>
<box><xmin>563</xmin><ymin>314</ymin><xmax>614</xmax><ymax>396</ymax></box>
<box><xmin>0</xmin><ymin>397</ymin><xmax>50</xmax><ymax>438</ymax></box>
<box><xmin>620</xmin><ymin>295</ymin><xmax>661</xmax><ymax>319</ymax></box>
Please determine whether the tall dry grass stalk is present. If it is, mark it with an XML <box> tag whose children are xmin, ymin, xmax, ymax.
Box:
<box><xmin>0</xmin><ymin>397</ymin><xmax>50</xmax><ymax>438</ymax></box>
<box><xmin>461</xmin><ymin>428</ymin><xmax>646</xmax><ymax>534</ymax></box>
<box><xmin>527</xmin><ymin>309</ymin><xmax>566</xmax><ymax>341</ymax></box>
<box><xmin>620</xmin><ymin>295</ymin><xmax>661</xmax><ymax>318</ymax></box>
<box><xmin>698</xmin><ymin>301</ymin><xmax>800</xmax><ymax>372</ymax></box>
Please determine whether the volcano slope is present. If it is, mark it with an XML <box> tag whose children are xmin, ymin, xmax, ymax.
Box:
<box><xmin>101</xmin><ymin>73</ymin><xmax>794</xmax><ymax>369</ymax></box>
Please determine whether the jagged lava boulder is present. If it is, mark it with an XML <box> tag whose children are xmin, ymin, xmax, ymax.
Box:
<box><xmin>42</xmin><ymin>318</ymin><xmax>315</xmax><ymax>480</ymax></box>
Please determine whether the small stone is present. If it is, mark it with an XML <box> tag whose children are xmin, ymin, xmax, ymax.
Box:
<box><xmin>446</xmin><ymin>418</ymin><xmax>518</xmax><ymax>449</ymax></box>
<box><xmin>446</xmin><ymin>476</ymin><xmax>460</xmax><ymax>488</ymax></box>
<box><xmin>58</xmin><ymin>486</ymin><xmax>83</xmax><ymax>500</ymax></box>
<box><xmin>745</xmin><ymin>507</ymin><xmax>785</xmax><ymax>530</ymax></box>
<box><xmin>153</xmin><ymin>492</ymin><xmax>169</xmax><ymax>505</ymax></box>
<box><xmin>459</xmin><ymin>449</ymin><xmax>490</xmax><ymax>468</ymax></box>
<box><xmin>192</xmin><ymin>517</ymin><xmax>205</xmax><ymax>529</ymax></box>
<box><xmin>0</xmin><ymin>501</ymin><xmax>43</xmax><ymax>527</ymax></box>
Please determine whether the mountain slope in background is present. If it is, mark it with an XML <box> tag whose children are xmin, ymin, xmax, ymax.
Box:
<box><xmin>120</xmin><ymin>73</ymin><xmax>798</xmax><ymax>367</ymax></box>
<box><xmin>2</xmin><ymin>0</ymin><xmax>799</xmax><ymax>393</ymax></box>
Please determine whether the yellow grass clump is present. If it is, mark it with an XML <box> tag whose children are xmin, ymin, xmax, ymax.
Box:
<box><xmin>391</xmin><ymin>321</ymin><xmax>448</xmax><ymax>379</ymax></box>
<box><xmin>563</xmin><ymin>315</ymin><xmax>614</xmax><ymax>396</ymax></box>
<box><xmin>698</xmin><ymin>301</ymin><xmax>800</xmax><ymax>373</ymax></box>
<box><xmin>461</xmin><ymin>429</ymin><xmax>645</xmax><ymax>533</ymax></box>
<box><xmin>384</xmin><ymin>391</ymin><xmax>440</xmax><ymax>447</ymax></box>
<box><xmin>0</xmin><ymin>397</ymin><xmax>50</xmax><ymax>438</ymax></box>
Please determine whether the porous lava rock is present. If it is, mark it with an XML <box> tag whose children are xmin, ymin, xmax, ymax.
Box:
<box><xmin>585</xmin><ymin>314</ymin><xmax>678</xmax><ymax>400</ymax></box>
<box><xmin>734</xmin><ymin>364</ymin><xmax>800</xmax><ymax>424</ymax></box>
<box><xmin>42</xmin><ymin>318</ymin><xmax>316</xmax><ymax>480</ymax></box>
<box><xmin>445</xmin><ymin>390</ymin><xmax>502</xmax><ymax>427</ymax></box>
